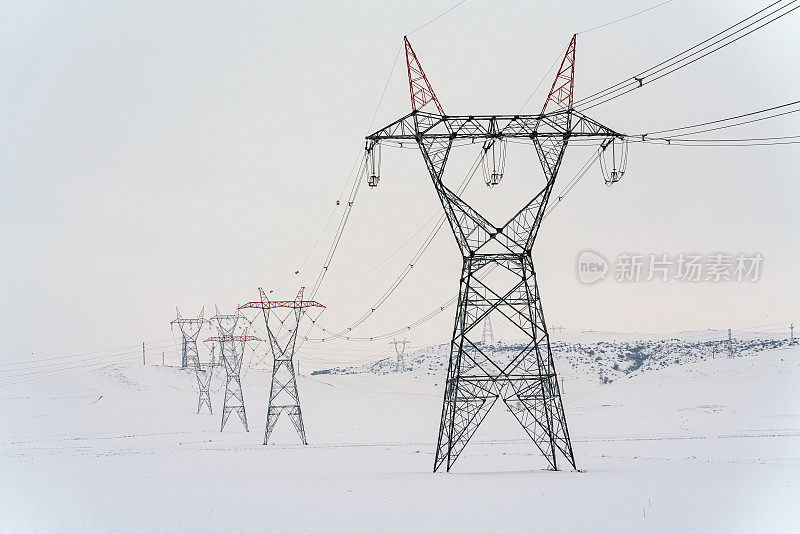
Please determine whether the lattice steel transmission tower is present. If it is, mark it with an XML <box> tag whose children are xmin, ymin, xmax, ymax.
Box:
<box><xmin>171</xmin><ymin>307</ymin><xmax>212</xmax><ymax>413</ymax></box>
<box><xmin>240</xmin><ymin>287</ymin><xmax>324</xmax><ymax>445</ymax></box>
<box><xmin>171</xmin><ymin>307</ymin><xmax>205</xmax><ymax>369</ymax></box>
<box><xmin>481</xmin><ymin>316</ymin><xmax>495</xmax><ymax>345</ymax></box>
<box><xmin>390</xmin><ymin>338</ymin><xmax>410</xmax><ymax>372</ymax></box>
<box><xmin>194</xmin><ymin>362</ymin><xmax>214</xmax><ymax>414</ymax></box>
<box><xmin>365</xmin><ymin>35</ymin><xmax>623</xmax><ymax>472</ymax></box>
<box><xmin>208</xmin><ymin>309</ymin><xmax>259</xmax><ymax>431</ymax></box>
<box><xmin>727</xmin><ymin>328</ymin><xmax>735</xmax><ymax>358</ymax></box>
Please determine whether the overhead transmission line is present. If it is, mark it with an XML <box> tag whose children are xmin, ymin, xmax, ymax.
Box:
<box><xmin>634</xmin><ymin>99</ymin><xmax>800</xmax><ymax>143</ymax></box>
<box><xmin>0</xmin><ymin>354</ymin><xmax>141</xmax><ymax>387</ymax></box>
<box><xmin>576</xmin><ymin>0</ymin><xmax>675</xmax><ymax>35</ymax></box>
<box><xmin>407</xmin><ymin>0</ymin><xmax>469</xmax><ymax>35</ymax></box>
<box><xmin>304</xmin><ymin>150</ymin><xmax>486</xmax><ymax>342</ymax></box>
<box><xmin>640</xmin><ymin>99</ymin><xmax>800</xmax><ymax>136</ymax></box>
<box><xmin>574</xmin><ymin>0</ymin><xmax>800</xmax><ymax>111</ymax></box>
<box><xmin>0</xmin><ymin>339</ymin><xmax>176</xmax><ymax>387</ymax></box>
<box><xmin>640</xmin><ymin>139</ymin><xmax>800</xmax><ymax>147</ymax></box>
<box><xmin>305</xmin><ymin>154</ymin><xmax>484</xmax><ymax>341</ymax></box>
<box><xmin>308</xmin><ymin>155</ymin><xmax>367</xmax><ymax>300</ymax></box>
<box><xmin>320</xmin><ymin>212</ymin><xmax>440</xmax><ymax>291</ymax></box>
<box><xmin>0</xmin><ymin>339</ymin><xmax>170</xmax><ymax>368</ymax></box>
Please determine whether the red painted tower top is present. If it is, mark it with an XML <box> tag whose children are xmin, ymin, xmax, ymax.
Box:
<box><xmin>404</xmin><ymin>36</ymin><xmax>445</xmax><ymax>115</ymax></box>
<box><xmin>541</xmin><ymin>34</ymin><xmax>576</xmax><ymax>114</ymax></box>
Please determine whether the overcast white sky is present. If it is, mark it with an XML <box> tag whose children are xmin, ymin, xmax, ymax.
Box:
<box><xmin>1</xmin><ymin>0</ymin><xmax>798</xmax><ymax>365</ymax></box>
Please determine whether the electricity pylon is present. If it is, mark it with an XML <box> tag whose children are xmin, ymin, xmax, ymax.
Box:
<box><xmin>727</xmin><ymin>328</ymin><xmax>735</xmax><ymax>358</ymax></box>
<box><xmin>171</xmin><ymin>307</ymin><xmax>212</xmax><ymax>413</ymax></box>
<box><xmin>366</xmin><ymin>35</ymin><xmax>623</xmax><ymax>472</ymax></box>
<box><xmin>171</xmin><ymin>307</ymin><xmax>204</xmax><ymax>369</ymax></box>
<box><xmin>195</xmin><ymin>363</ymin><xmax>214</xmax><ymax>414</ymax></box>
<box><xmin>240</xmin><ymin>287</ymin><xmax>324</xmax><ymax>445</ymax></box>
<box><xmin>208</xmin><ymin>309</ymin><xmax>259</xmax><ymax>431</ymax></box>
<box><xmin>481</xmin><ymin>316</ymin><xmax>495</xmax><ymax>345</ymax></box>
<box><xmin>390</xmin><ymin>338</ymin><xmax>410</xmax><ymax>372</ymax></box>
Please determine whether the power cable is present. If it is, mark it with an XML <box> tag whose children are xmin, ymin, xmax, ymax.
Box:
<box><xmin>639</xmin><ymin>99</ymin><xmax>800</xmax><ymax>136</ymax></box>
<box><xmin>305</xmin><ymin>149</ymin><xmax>486</xmax><ymax>342</ymax></box>
<box><xmin>575</xmin><ymin>0</ymin><xmax>794</xmax><ymax>107</ymax></box>
<box><xmin>1</xmin><ymin>339</ymin><xmax>172</xmax><ymax>368</ymax></box>
<box><xmin>642</xmin><ymin>139</ymin><xmax>800</xmax><ymax>147</ymax></box>
<box><xmin>577</xmin><ymin>0</ymin><xmax>675</xmax><ymax>35</ymax></box>
<box><xmin>575</xmin><ymin>0</ymin><xmax>799</xmax><ymax>110</ymax></box>
<box><xmin>407</xmin><ymin>0</ymin><xmax>469</xmax><ymax>35</ymax></box>
<box><xmin>644</xmin><ymin>107</ymin><xmax>800</xmax><ymax>139</ymax></box>
<box><xmin>319</xmin><ymin>212</ymin><xmax>440</xmax><ymax>291</ymax></box>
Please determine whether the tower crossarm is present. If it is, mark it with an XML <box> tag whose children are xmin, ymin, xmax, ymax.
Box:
<box><xmin>239</xmin><ymin>286</ymin><xmax>325</xmax><ymax>311</ymax></box>
<box><xmin>366</xmin><ymin>110</ymin><xmax>622</xmax><ymax>143</ymax></box>
<box><xmin>204</xmin><ymin>335</ymin><xmax>262</xmax><ymax>343</ymax></box>
<box><xmin>170</xmin><ymin>318</ymin><xmax>205</xmax><ymax>325</ymax></box>
<box><xmin>239</xmin><ymin>300</ymin><xmax>325</xmax><ymax>310</ymax></box>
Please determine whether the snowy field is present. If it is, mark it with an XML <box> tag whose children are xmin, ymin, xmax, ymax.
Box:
<box><xmin>1</xmin><ymin>343</ymin><xmax>799</xmax><ymax>532</ymax></box>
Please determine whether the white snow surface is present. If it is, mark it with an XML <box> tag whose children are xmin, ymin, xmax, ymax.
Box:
<box><xmin>1</xmin><ymin>342</ymin><xmax>799</xmax><ymax>532</ymax></box>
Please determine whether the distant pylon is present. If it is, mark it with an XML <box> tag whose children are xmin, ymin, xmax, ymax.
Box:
<box><xmin>240</xmin><ymin>287</ymin><xmax>324</xmax><ymax>445</ymax></box>
<box><xmin>171</xmin><ymin>307</ymin><xmax>204</xmax><ymax>369</ymax></box>
<box><xmin>481</xmin><ymin>316</ymin><xmax>495</xmax><ymax>345</ymax></box>
<box><xmin>727</xmin><ymin>328</ymin><xmax>734</xmax><ymax>358</ymax></box>
<box><xmin>208</xmin><ymin>308</ymin><xmax>259</xmax><ymax>431</ymax></box>
<box><xmin>171</xmin><ymin>307</ymin><xmax>209</xmax><ymax>413</ymax></box>
<box><xmin>791</xmin><ymin>323</ymin><xmax>794</xmax><ymax>343</ymax></box>
<box><xmin>195</xmin><ymin>363</ymin><xmax>213</xmax><ymax>414</ymax></box>
<box><xmin>390</xmin><ymin>338</ymin><xmax>410</xmax><ymax>372</ymax></box>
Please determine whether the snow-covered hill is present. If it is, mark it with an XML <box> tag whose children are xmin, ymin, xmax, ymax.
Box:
<box><xmin>312</xmin><ymin>334</ymin><xmax>796</xmax><ymax>386</ymax></box>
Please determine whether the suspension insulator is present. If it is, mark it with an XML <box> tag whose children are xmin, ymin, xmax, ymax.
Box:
<box><xmin>367</xmin><ymin>142</ymin><xmax>382</xmax><ymax>188</ymax></box>
<box><xmin>600</xmin><ymin>136</ymin><xmax>629</xmax><ymax>186</ymax></box>
<box><xmin>481</xmin><ymin>137</ymin><xmax>507</xmax><ymax>188</ymax></box>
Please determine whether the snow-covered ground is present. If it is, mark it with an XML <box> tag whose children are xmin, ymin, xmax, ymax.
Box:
<box><xmin>1</xmin><ymin>339</ymin><xmax>799</xmax><ymax>532</ymax></box>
